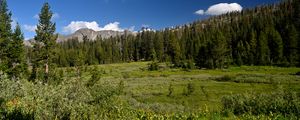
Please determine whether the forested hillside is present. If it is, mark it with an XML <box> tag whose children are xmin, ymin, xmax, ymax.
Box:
<box><xmin>48</xmin><ymin>0</ymin><xmax>300</xmax><ymax>69</ymax></box>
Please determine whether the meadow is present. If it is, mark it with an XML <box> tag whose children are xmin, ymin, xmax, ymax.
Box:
<box><xmin>0</xmin><ymin>62</ymin><xmax>299</xmax><ymax>119</ymax></box>
<box><xmin>87</xmin><ymin>62</ymin><xmax>300</xmax><ymax>111</ymax></box>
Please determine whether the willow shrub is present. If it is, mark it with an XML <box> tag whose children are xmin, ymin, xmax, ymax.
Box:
<box><xmin>222</xmin><ymin>89</ymin><xmax>300</xmax><ymax>117</ymax></box>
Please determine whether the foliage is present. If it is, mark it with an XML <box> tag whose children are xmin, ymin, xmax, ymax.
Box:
<box><xmin>183</xmin><ymin>82</ymin><xmax>195</xmax><ymax>96</ymax></box>
<box><xmin>38</xmin><ymin>0</ymin><xmax>300</xmax><ymax>69</ymax></box>
<box><xmin>86</xmin><ymin>69</ymin><xmax>102</xmax><ymax>87</ymax></box>
<box><xmin>0</xmin><ymin>0</ymin><xmax>13</xmax><ymax>75</ymax></box>
<box><xmin>6</xmin><ymin>24</ymin><xmax>27</xmax><ymax>80</ymax></box>
<box><xmin>215</xmin><ymin>75</ymin><xmax>236</xmax><ymax>82</ymax></box>
<box><xmin>31</xmin><ymin>2</ymin><xmax>57</xmax><ymax>82</ymax></box>
<box><xmin>168</xmin><ymin>83</ymin><xmax>174</xmax><ymax>97</ymax></box>
<box><xmin>187</xmin><ymin>82</ymin><xmax>195</xmax><ymax>96</ymax></box>
<box><xmin>222</xmin><ymin>89</ymin><xmax>300</xmax><ymax>117</ymax></box>
<box><xmin>148</xmin><ymin>61</ymin><xmax>159</xmax><ymax>71</ymax></box>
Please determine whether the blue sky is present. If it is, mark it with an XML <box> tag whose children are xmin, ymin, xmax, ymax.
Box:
<box><xmin>7</xmin><ymin>0</ymin><xmax>279</xmax><ymax>40</ymax></box>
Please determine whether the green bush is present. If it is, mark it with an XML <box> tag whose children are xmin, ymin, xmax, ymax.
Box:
<box><xmin>215</xmin><ymin>75</ymin><xmax>235</xmax><ymax>82</ymax></box>
<box><xmin>183</xmin><ymin>83</ymin><xmax>195</xmax><ymax>96</ymax></box>
<box><xmin>168</xmin><ymin>84</ymin><xmax>174</xmax><ymax>97</ymax></box>
<box><xmin>148</xmin><ymin>61</ymin><xmax>159</xmax><ymax>71</ymax></box>
<box><xmin>117</xmin><ymin>80</ymin><xmax>125</xmax><ymax>95</ymax></box>
<box><xmin>187</xmin><ymin>83</ymin><xmax>195</xmax><ymax>95</ymax></box>
<box><xmin>86</xmin><ymin>70</ymin><xmax>102</xmax><ymax>87</ymax></box>
<box><xmin>221</xmin><ymin>90</ymin><xmax>300</xmax><ymax>117</ymax></box>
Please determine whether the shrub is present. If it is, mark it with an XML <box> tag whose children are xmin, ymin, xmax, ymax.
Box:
<box><xmin>183</xmin><ymin>83</ymin><xmax>195</xmax><ymax>96</ymax></box>
<box><xmin>148</xmin><ymin>61</ymin><xmax>159</xmax><ymax>71</ymax></box>
<box><xmin>117</xmin><ymin>80</ymin><xmax>125</xmax><ymax>95</ymax></box>
<box><xmin>168</xmin><ymin>84</ymin><xmax>174</xmax><ymax>97</ymax></box>
<box><xmin>179</xmin><ymin>60</ymin><xmax>195</xmax><ymax>70</ymax></box>
<box><xmin>86</xmin><ymin>70</ymin><xmax>102</xmax><ymax>87</ymax></box>
<box><xmin>187</xmin><ymin>83</ymin><xmax>195</xmax><ymax>96</ymax></box>
<box><xmin>215</xmin><ymin>75</ymin><xmax>235</xmax><ymax>82</ymax></box>
<box><xmin>122</xmin><ymin>72</ymin><xmax>130</xmax><ymax>79</ymax></box>
<box><xmin>221</xmin><ymin>90</ymin><xmax>300</xmax><ymax>117</ymax></box>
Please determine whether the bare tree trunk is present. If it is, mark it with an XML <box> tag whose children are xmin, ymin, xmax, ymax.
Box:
<box><xmin>45</xmin><ymin>60</ymin><xmax>49</xmax><ymax>82</ymax></box>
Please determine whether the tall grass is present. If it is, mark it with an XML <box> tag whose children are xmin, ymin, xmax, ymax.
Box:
<box><xmin>222</xmin><ymin>88</ymin><xmax>300</xmax><ymax>118</ymax></box>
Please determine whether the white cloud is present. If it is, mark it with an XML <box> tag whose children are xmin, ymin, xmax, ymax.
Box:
<box><xmin>63</xmin><ymin>21</ymin><xmax>127</xmax><ymax>34</ymax></box>
<box><xmin>195</xmin><ymin>10</ymin><xmax>205</xmax><ymax>15</ymax></box>
<box><xmin>24</xmin><ymin>25</ymin><xmax>37</xmax><ymax>32</ymax></box>
<box><xmin>195</xmin><ymin>3</ymin><xmax>243</xmax><ymax>15</ymax></box>
<box><xmin>34</xmin><ymin>12</ymin><xmax>60</xmax><ymax>19</ymax></box>
<box><xmin>101</xmin><ymin>22</ymin><xmax>124</xmax><ymax>31</ymax></box>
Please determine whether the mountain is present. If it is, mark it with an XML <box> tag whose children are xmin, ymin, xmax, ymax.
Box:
<box><xmin>24</xmin><ymin>28</ymin><xmax>136</xmax><ymax>46</ymax></box>
<box><xmin>57</xmin><ymin>28</ymin><xmax>135</xmax><ymax>42</ymax></box>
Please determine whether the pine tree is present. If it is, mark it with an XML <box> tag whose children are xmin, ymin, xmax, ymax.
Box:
<box><xmin>195</xmin><ymin>46</ymin><xmax>208</xmax><ymax>68</ymax></box>
<box><xmin>7</xmin><ymin>24</ymin><xmax>27</xmax><ymax>80</ymax></box>
<box><xmin>293</xmin><ymin>0</ymin><xmax>300</xmax><ymax>66</ymax></box>
<box><xmin>168</xmin><ymin>31</ymin><xmax>181</xmax><ymax>67</ymax></box>
<box><xmin>0</xmin><ymin>0</ymin><xmax>12</xmax><ymax>74</ymax></box>
<box><xmin>153</xmin><ymin>32</ymin><xmax>164</xmax><ymax>61</ymax></box>
<box><xmin>294</xmin><ymin>0</ymin><xmax>300</xmax><ymax>30</ymax></box>
<box><xmin>213</xmin><ymin>31</ymin><xmax>228</xmax><ymax>69</ymax></box>
<box><xmin>268</xmin><ymin>28</ymin><xmax>283</xmax><ymax>65</ymax></box>
<box><xmin>32</xmin><ymin>2</ymin><xmax>57</xmax><ymax>82</ymax></box>
<box><xmin>257</xmin><ymin>31</ymin><xmax>270</xmax><ymax>65</ymax></box>
<box><xmin>284</xmin><ymin>24</ymin><xmax>298</xmax><ymax>66</ymax></box>
<box><xmin>249</xmin><ymin>30</ymin><xmax>257</xmax><ymax>65</ymax></box>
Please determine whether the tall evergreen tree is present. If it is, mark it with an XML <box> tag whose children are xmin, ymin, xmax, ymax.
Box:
<box><xmin>249</xmin><ymin>30</ymin><xmax>257</xmax><ymax>65</ymax></box>
<box><xmin>284</xmin><ymin>24</ymin><xmax>298</xmax><ymax>66</ymax></box>
<box><xmin>153</xmin><ymin>32</ymin><xmax>164</xmax><ymax>61</ymax></box>
<box><xmin>268</xmin><ymin>28</ymin><xmax>283</xmax><ymax>65</ymax></box>
<box><xmin>31</xmin><ymin>3</ymin><xmax>57</xmax><ymax>82</ymax></box>
<box><xmin>168</xmin><ymin>31</ymin><xmax>181</xmax><ymax>67</ymax></box>
<box><xmin>0</xmin><ymin>0</ymin><xmax>12</xmax><ymax>74</ymax></box>
<box><xmin>257</xmin><ymin>31</ymin><xmax>270</xmax><ymax>65</ymax></box>
<box><xmin>7</xmin><ymin>24</ymin><xmax>27</xmax><ymax>80</ymax></box>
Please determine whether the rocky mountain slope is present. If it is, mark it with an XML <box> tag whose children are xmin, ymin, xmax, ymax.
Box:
<box><xmin>25</xmin><ymin>28</ymin><xmax>135</xmax><ymax>46</ymax></box>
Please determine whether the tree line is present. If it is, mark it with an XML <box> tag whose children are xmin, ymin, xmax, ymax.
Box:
<box><xmin>52</xmin><ymin>0</ymin><xmax>300</xmax><ymax>69</ymax></box>
<box><xmin>0</xmin><ymin>0</ymin><xmax>299</xmax><ymax>82</ymax></box>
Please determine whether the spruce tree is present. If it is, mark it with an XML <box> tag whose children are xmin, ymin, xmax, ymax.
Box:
<box><xmin>153</xmin><ymin>32</ymin><xmax>164</xmax><ymax>61</ymax></box>
<box><xmin>0</xmin><ymin>0</ymin><xmax>12</xmax><ymax>74</ymax></box>
<box><xmin>284</xmin><ymin>24</ymin><xmax>298</xmax><ymax>66</ymax></box>
<box><xmin>168</xmin><ymin>31</ymin><xmax>181</xmax><ymax>67</ymax></box>
<box><xmin>32</xmin><ymin>2</ymin><xmax>57</xmax><ymax>82</ymax></box>
<box><xmin>249</xmin><ymin>30</ymin><xmax>257</xmax><ymax>65</ymax></box>
<box><xmin>268</xmin><ymin>28</ymin><xmax>283</xmax><ymax>65</ymax></box>
<box><xmin>257</xmin><ymin>31</ymin><xmax>270</xmax><ymax>65</ymax></box>
<box><xmin>7</xmin><ymin>24</ymin><xmax>26</xmax><ymax>80</ymax></box>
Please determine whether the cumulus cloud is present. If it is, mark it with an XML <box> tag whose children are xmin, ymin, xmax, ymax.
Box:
<box><xmin>101</xmin><ymin>22</ymin><xmax>124</xmax><ymax>31</ymax></box>
<box><xmin>63</xmin><ymin>21</ymin><xmax>128</xmax><ymax>34</ymax></box>
<box><xmin>24</xmin><ymin>25</ymin><xmax>37</xmax><ymax>32</ymax></box>
<box><xmin>195</xmin><ymin>3</ymin><xmax>243</xmax><ymax>15</ymax></box>
<box><xmin>195</xmin><ymin>10</ymin><xmax>205</xmax><ymax>15</ymax></box>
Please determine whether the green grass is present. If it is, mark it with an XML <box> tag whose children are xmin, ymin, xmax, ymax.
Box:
<box><xmin>1</xmin><ymin>62</ymin><xmax>299</xmax><ymax>119</ymax></box>
<box><xmin>79</xmin><ymin>62</ymin><xmax>300</xmax><ymax>113</ymax></box>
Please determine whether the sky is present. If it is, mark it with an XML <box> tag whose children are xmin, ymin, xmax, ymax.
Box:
<box><xmin>6</xmin><ymin>0</ymin><xmax>279</xmax><ymax>40</ymax></box>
